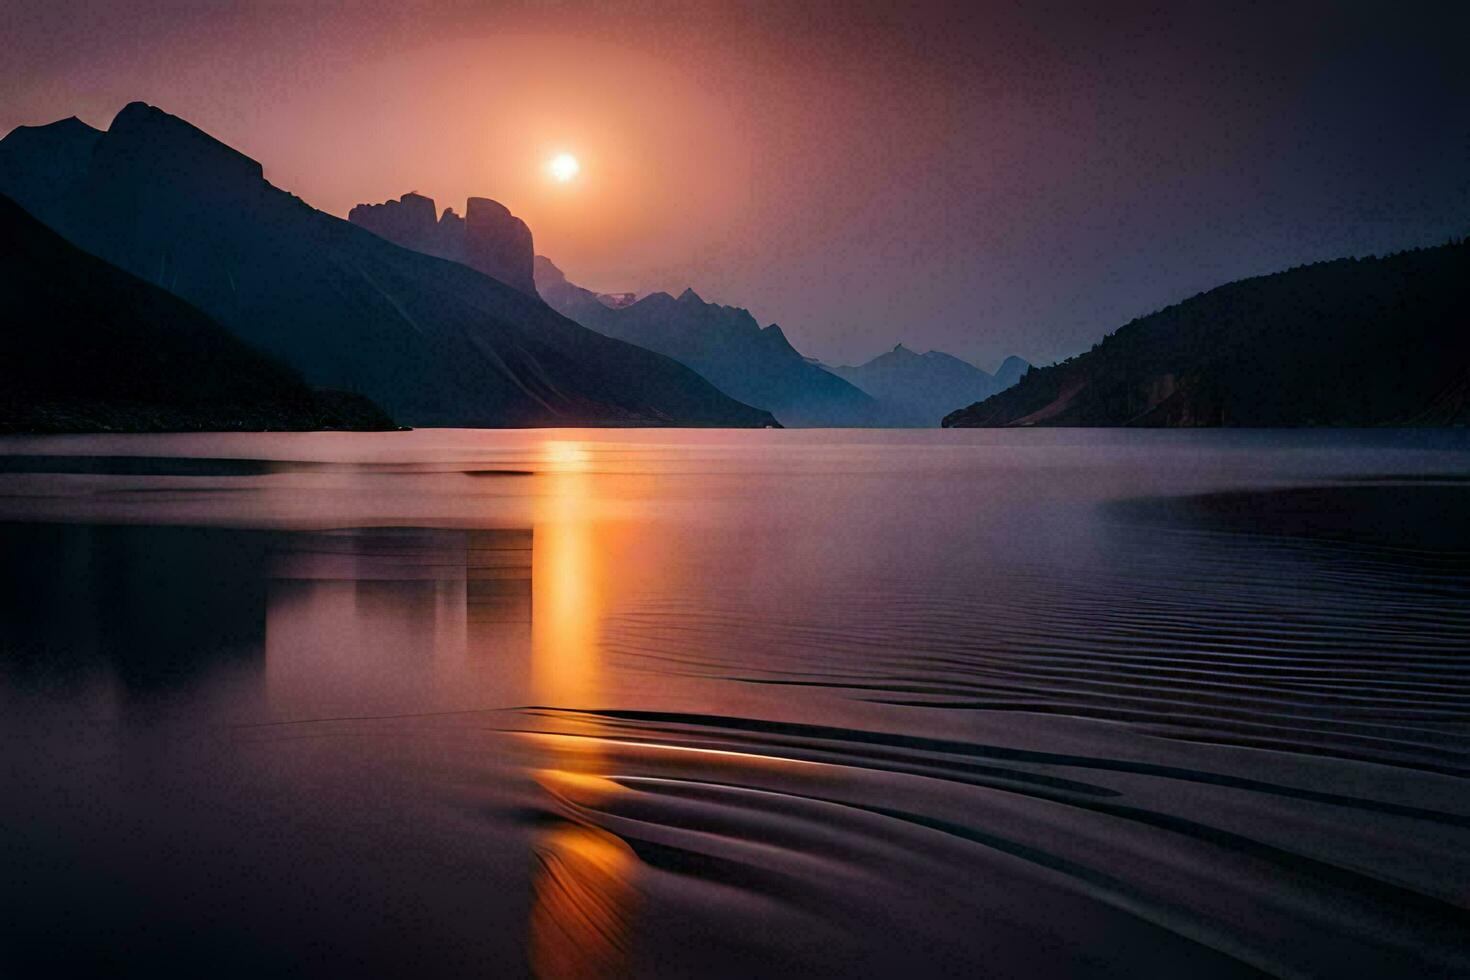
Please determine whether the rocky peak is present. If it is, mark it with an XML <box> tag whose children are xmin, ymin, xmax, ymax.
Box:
<box><xmin>533</xmin><ymin>254</ymin><xmax>568</xmax><ymax>287</ymax></box>
<box><xmin>100</xmin><ymin>102</ymin><xmax>264</xmax><ymax>191</ymax></box>
<box><xmin>465</xmin><ymin>197</ymin><xmax>515</xmax><ymax>224</ymax></box>
<box><xmin>398</xmin><ymin>191</ymin><xmax>436</xmax><ymax>218</ymax></box>
<box><xmin>759</xmin><ymin>323</ymin><xmax>800</xmax><ymax>356</ymax></box>
<box><xmin>634</xmin><ymin>291</ymin><xmax>678</xmax><ymax>311</ymax></box>
<box><xmin>4</xmin><ymin>115</ymin><xmax>102</xmax><ymax>146</ymax></box>
<box><xmin>348</xmin><ymin>192</ymin><xmax>536</xmax><ymax>295</ymax></box>
<box><xmin>348</xmin><ymin>192</ymin><xmax>440</xmax><ymax>252</ymax></box>
<box><xmin>432</xmin><ymin>206</ymin><xmax>466</xmax><ymax>259</ymax></box>
<box><xmin>994</xmin><ymin>355</ymin><xmax>1032</xmax><ymax>388</ymax></box>
<box><xmin>462</xmin><ymin>197</ymin><xmax>535</xmax><ymax>295</ymax></box>
<box><xmin>0</xmin><ymin>116</ymin><xmax>105</xmax><ymax>228</ymax></box>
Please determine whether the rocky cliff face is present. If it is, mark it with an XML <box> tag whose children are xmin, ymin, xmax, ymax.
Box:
<box><xmin>347</xmin><ymin>192</ymin><xmax>442</xmax><ymax>255</ymax></box>
<box><xmin>349</xmin><ymin>192</ymin><xmax>536</xmax><ymax>294</ymax></box>
<box><xmin>462</xmin><ymin>197</ymin><xmax>535</xmax><ymax>295</ymax></box>
<box><xmin>90</xmin><ymin>101</ymin><xmax>265</xmax><ymax>209</ymax></box>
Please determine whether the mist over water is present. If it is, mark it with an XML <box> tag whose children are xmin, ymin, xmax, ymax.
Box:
<box><xmin>1</xmin><ymin>429</ymin><xmax>1467</xmax><ymax>977</ymax></box>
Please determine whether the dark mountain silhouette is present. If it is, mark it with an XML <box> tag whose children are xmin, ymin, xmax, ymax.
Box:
<box><xmin>0</xmin><ymin>116</ymin><xmax>101</xmax><ymax>235</ymax></box>
<box><xmin>0</xmin><ymin>104</ymin><xmax>776</xmax><ymax>428</ymax></box>
<box><xmin>349</xmin><ymin>192</ymin><xmax>536</xmax><ymax>295</ymax></box>
<box><xmin>944</xmin><ymin>241</ymin><xmax>1470</xmax><ymax>427</ymax></box>
<box><xmin>535</xmin><ymin>256</ymin><xmax>878</xmax><ymax>426</ymax></box>
<box><xmin>829</xmin><ymin>344</ymin><xmax>1031</xmax><ymax>426</ymax></box>
<box><xmin>0</xmin><ymin>192</ymin><xmax>393</xmax><ymax>433</ymax></box>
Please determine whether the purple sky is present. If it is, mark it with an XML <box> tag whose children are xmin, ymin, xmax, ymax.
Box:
<box><xmin>3</xmin><ymin>0</ymin><xmax>1466</xmax><ymax>369</ymax></box>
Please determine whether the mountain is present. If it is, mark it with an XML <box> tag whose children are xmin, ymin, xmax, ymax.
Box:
<box><xmin>596</xmin><ymin>291</ymin><xmax>639</xmax><ymax>309</ymax></box>
<box><xmin>943</xmin><ymin>241</ymin><xmax>1470</xmax><ymax>427</ymax></box>
<box><xmin>0</xmin><ymin>104</ymin><xmax>776</xmax><ymax>429</ymax></box>
<box><xmin>829</xmin><ymin>345</ymin><xmax>1030</xmax><ymax>426</ymax></box>
<box><xmin>349</xmin><ymin>192</ymin><xmax>536</xmax><ymax>295</ymax></box>
<box><xmin>0</xmin><ymin>116</ymin><xmax>101</xmax><ymax>235</ymax></box>
<box><xmin>0</xmin><ymin>192</ymin><xmax>393</xmax><ymax>433</ymax></box>
<box><xmin>535</xmin><ymin>256</ymin><xmax>878</xmax><ymax>426</ymax></box>
<box><xmin>993</xmin><ymin>355</ymin><xmax>1031</xmax><ymax>391</ymax></box>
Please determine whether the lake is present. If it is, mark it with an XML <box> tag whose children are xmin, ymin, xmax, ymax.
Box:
<box><xmin>1</xmin><ymin>428</ymin><xmax>1467</xmax><ymax>977</ymax></box>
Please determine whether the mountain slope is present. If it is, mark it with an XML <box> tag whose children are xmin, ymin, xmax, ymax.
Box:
<box><xmin>0</xmin><ymin>193</ymin><xmax>393</xmax><ymax>433</ymax></box>
<box><xmin>943</xmin><ymin>242</ymin><xmax>1470</xmax><ymax>427</ymax></box>
<box><xmin>993</xmin><ymin>355</ymin><xmax>1031</xmax><ymax>391</ymax></box>
<box><xmin>0</xmin><ymin>116</ymin><xmax>101</xmax><ymax>237</ymax></box>
<box><xmin>830</xmin><ymin>345</ymin><xmax>1030</xmax><ymax>426</ymax></box>
<box><xmin>535</xmin><ymin>257</ymin><xmax>877</xmax><ymax>426</ymax></box>
<box><xmin>0</xmin><ymin>104</ymin><xmax>775</xmax><ymax>428</ymax></box>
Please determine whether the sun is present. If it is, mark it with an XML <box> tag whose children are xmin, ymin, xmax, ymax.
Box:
<box><xmin>548</xmin><ymin>152</ymin><xmax>580</xmax><ymax>183</ymax></box>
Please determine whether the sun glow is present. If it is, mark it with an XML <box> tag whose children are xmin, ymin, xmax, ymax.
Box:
<box><xmin>548</xmin><ymin>152</ymin><xmax>580</xmax><ymax>182</ymax></box>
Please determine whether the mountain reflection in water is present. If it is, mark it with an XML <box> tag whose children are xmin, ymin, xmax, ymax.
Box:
<box><xmin>0</xmin><ymin>429</ymin><xmax>1468</xmax><ymax>978</ymax></box>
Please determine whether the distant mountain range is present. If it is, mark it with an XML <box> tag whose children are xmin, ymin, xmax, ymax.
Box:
<box><xmin>0</xmin><ymin>104</ymin><xmax>775</xmax><ymax>429</ymax></box>
<box><xmin>532</xmin><ymin>256</ymin><xmax>880</xmax><ymax>426</ymax></box>
<box><xmin>944</xmin><ymin>241</ymin><xmax>1470</xmax><ymax>427</ymax></box>
<box><xmin>533</xmin><ymin>255</ymin><xmax>1031</xmax><ymax>426</ymax></box>
<box><xmin>829</xmin><ymin>345</ymin><xmax>1030</xmax><ymax>426</ymax></box>
<box><xmin>9</xmin><ymin>102</ymin><xmax>1463</xmax><ymax>434</ymax></box>
<box><xmin>0</xmin><ymin>192</ymin><xmax>393</xmax><ymax>433</ymax></box>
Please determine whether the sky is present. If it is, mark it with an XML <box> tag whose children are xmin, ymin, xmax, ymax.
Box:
<box><xmin>2</xmin><ymin>0</ymin><xmax>1466</xmax><ymax>370</ymax></box>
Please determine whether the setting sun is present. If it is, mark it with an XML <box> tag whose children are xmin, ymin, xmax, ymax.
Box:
<box><xmin>2</xmin><ymin>5</ymin><xmax>1465</xmax><ymax>978</ymax></box>
<box><xmin>548</xmin><ymin>152</ymin><xmax>580</xmax><ymax>182</ymax></box>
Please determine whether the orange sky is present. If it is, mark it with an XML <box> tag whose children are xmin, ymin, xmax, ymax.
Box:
<box><xmin>3</xmin><ymin>1</ymin><xmax>1465</xmax><ymax>368</ymax></box>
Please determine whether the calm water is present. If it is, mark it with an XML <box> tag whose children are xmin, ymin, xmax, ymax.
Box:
<box><xmin>1</xmin><ymin>429</ymin><xmax>1468</xmax><ymax>978</ymax></box>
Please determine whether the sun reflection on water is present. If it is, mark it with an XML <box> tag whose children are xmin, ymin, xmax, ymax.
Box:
<box><xmin>528</xmin><ymin>440</ymin><xmax>638</xmax><ymax>979</ymax></box>
<box><xmin>532</xmin><ymin>441</ymin><xmax>599</xmax><ymax>709</ymax></box>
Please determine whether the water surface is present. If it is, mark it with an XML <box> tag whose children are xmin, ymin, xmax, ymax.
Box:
<box><xmin>1</xmin><ymin>429</ymin><xmax>1468</xmax><ymax>977</ymax></box>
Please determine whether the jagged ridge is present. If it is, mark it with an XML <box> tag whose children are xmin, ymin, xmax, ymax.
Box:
<box><xmin>535</xmin><ymin>256</ymin><xmax>878</xmax><ymax>426</ymax></box>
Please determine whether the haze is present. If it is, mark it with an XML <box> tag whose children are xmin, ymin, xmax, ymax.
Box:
<box><xmin>2</xmin><ymin>0</ymin><xmax>1465</xmax><ymax>368</ymax></box>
